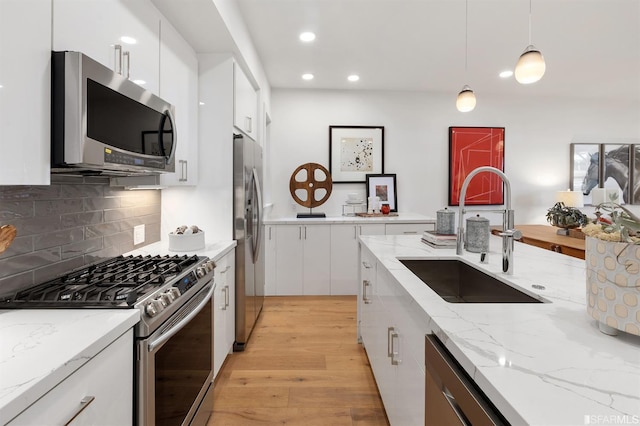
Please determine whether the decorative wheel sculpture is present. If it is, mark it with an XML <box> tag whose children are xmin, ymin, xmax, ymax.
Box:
<box><xmin>289</xmin><ymin>163</ymin><xmax>333</xmax><ymax>208</ymax></box>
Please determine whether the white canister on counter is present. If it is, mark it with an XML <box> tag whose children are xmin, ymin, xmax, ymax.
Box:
<box><xmin>436</xmin><ymin>207</ymin><xmax>456</xmax><ymax>235</ymax></box>
<box><xmin>465</xmin><ymin>214</ymin><xmax>490</xmax><ymax>253</ymax></box>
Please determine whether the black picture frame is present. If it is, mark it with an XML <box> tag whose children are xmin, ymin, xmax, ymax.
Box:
<box><xmin>365</xmin><ymin>173</ymin><xmax>397</xmax><ymax>212</ymax></box>
<box><xmin>329</xmin><ymin>125</ymin><xmax>384</xmax><ymax>183</ymax></box>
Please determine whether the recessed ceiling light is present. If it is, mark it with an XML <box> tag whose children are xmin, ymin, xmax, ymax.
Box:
<box><xmin>120</xmin><ymin>36</ymin><xmax>137</xmax><ymax>44</ymax></box>
<box><xmin>499</xmin><ymin>70</ymin><xmax>514</xmax><ymax>78</ymax></box>
<box><xmin>347</xmin><ymin>75</ymin><xmax>360</xmax><ymax>82</ymax></box>
<box><xmin>299</xmin><ymin>32</ymin><xmax>316</xmax><ymax>42</ymax></box>
<box><xmin>199</xmin><ymin>101</ymin><xmax>205</xmax><ymax>106</ymax></box>
<box><xmin>133</xmin><ymin>79</ymin><xmax>146</xmax><ymax>85</ymax></box>
<box><xmin>302</xmin><ymin>73</ymin><xmax>314</xmax><ymax>80</ymax></box>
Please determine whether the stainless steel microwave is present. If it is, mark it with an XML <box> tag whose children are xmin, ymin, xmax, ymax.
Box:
<box><xmin>51</xmin><ymin>51</ymin><xmax>176</xmax><ymax>176</ymax></box>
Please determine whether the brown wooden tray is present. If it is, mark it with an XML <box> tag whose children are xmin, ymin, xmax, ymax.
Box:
<box><xmin>355</xmin><ymin>212</ymin><xmax>399</xmax><ymax>217</ymax></box>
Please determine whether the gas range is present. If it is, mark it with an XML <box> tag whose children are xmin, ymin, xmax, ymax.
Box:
<box><xmin>0</xmin><ymin>254</ymin><xmax>216</xmax><ymax>337</ymax></box>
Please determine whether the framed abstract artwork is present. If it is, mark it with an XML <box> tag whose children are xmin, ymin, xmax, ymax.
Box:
<box><xmin>448</xmin><ymin>126</ymin><xmax>505</xmax><ymax>206</ymax></box>
<box><xmin>329</xmin><ymin>125</ymin><xmax>384</xmax><ymax>183</ymax></box>
<box><xmin>366</xmin><ymin>173</ymin><xmax>397</xmax><ymax>212</ymax></box>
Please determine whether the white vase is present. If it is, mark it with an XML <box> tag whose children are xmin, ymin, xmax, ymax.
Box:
<box><xmin>585</xmin><ymin>236</ymin><xmax>640</xmax><ymax>336</ymax></box>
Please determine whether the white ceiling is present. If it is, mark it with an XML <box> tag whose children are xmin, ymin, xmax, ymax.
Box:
<box><xmin>157</xmin><ymin>0</ymin><xmax>640</xmax><ymax>101</ymax></box>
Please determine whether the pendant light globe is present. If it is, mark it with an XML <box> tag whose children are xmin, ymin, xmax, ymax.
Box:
<box><xmin>515</xmin><ymin>45</ymin><xmax>546</xmax><ymax>84</ymax></box>
<box><xmin>456</xmin><ymin>85</ymin><xmax>476</xmax><ymax>112</ymax></box>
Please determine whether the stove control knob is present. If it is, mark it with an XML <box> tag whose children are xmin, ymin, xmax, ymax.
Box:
<box><xmin>207</xmin><ymin>261</ymin><xmax>216</xmax><ymax>272</ymax></box>
<box><xmin>196</xmin><ymin>267</ymin><xmax>206</xmax><ymax>278</ymax></box>
<box><xmin>145</xmin><ymin>299</ymin><xmax>165</xmax><ymax>317</ymax></box>
<box><xmin>168</xmin><ymin>287</ymin><xmax>181</xmax><ymax>299</ymax></box>
<box><xmin>160</xmin><ymin>293</ymin><xmax>173</xmax><ymax>306</ymax></box>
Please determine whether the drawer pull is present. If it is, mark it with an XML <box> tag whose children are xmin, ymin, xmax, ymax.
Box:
<box><xmin>550</xmin><ymin>244</ymin><xmax>562</xmax><ymax>253</ymax></box>
<box><xmin>403</xmin><ymin>231</ymin><xmax>418</xmax><ymax>234</ymax></box>
<box><xmin>64</xmin><ymin>395</ymin><xmax>95</xmax><ymax>425</ymax></box>
<box><xmin>363</xmin><ymin>280</ymin><xmax>372</xmax><ymax>304</ymax></box>
<box><xmin>362</xmin><ymin>261</ymin><xmax>372</xmax><ymax>269</ymax></box>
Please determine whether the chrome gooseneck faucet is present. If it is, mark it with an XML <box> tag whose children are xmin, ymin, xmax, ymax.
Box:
<box><xmin>456</xmin><ymin>166</ymin><xmax>522</xmax><ymax>275</ymax></box>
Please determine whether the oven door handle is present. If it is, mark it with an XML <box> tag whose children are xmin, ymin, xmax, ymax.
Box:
<box><xmin>147</xmin><ymin>283</ymin><xmax>214</xmax><ymax>352</ymax></box>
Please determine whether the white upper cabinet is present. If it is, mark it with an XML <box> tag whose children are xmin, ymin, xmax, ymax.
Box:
<box><xmin>53</xmin><ymin>0</ymin><xmax>161</xmax><ymax>94</ymax></box>
<box><xmin>233</xmin><ymin>62</ymin><xmax>257</xmax><ymax>139</ymax></box>
<box><xmin>0</xmin><ymin>0</ymin><xmax>51</xmax><ymax>185</ymax></box>
<box><xmin>158</xmin><ymin>17</ymin><xmax>198</xmax><ymax>186</ymax></box>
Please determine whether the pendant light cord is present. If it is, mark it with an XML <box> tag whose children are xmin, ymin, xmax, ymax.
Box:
<box><xmin>464</xmin><ymin>0</ymin><xmax>468</xmax><ymax>77</ymax></box>
<box><xmin>528</xmin><ymin>0</ymin><xmax>532</xmax><ymax>45</ymax></box>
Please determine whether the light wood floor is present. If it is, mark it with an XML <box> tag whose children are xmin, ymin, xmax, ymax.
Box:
<box><xmin>208</xmin><ymin>296</ymin><xmax>389</xmax><ymax>426</ymax></box>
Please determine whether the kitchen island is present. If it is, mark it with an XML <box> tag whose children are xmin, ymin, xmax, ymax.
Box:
<box><xmin>359</xmin><ymin>234</ymin><xmax>640</xmax><ymax>425</ymax></box>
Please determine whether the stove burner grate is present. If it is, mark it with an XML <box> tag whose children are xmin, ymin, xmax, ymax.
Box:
<box><xmin>0</xmin><ymin>254</ymin><xmax>201</xmax><ymax>308</ymax></box>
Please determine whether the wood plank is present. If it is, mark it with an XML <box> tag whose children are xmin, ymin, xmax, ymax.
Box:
<box><xmin>225</xmin><ymin>369</ymin><xmax>378</xmax><ymax>388</ymax></box>
<box><xmin>288</xmin><ymin>387</ymin><xmax>384</xmax><ymax>408</ymax></box>
<box><xmin>211</xmin><ymin>408</ymin><xmax>354</xmax><ymax>426</ymax></box>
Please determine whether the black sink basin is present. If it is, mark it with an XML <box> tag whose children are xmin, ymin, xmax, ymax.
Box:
<box><xmin>399</xmin><ymin>259</ymin><xmax>544</xmax><ymax>303</ymax></box>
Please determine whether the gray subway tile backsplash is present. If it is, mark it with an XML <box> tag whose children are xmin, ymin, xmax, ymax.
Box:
<box><xmin>0</xmin><ymin>175</ymin><xmax>161</xmax><ymax>293</ymax></box>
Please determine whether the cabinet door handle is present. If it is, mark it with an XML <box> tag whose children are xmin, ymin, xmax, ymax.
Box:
<box><xmin>550</xmin><ymin>244</ymin><xmax>562</xmax><ymax>253</ymax></box>
<box><xmin>362</xmin><ymin>261</ymin><xmax>372</xmax><ymax>269</ymax></box>
<box><xmin>64</xmin><ymin>395</ymin><xmax>95</xmax><ymax>425</ymax></box>
<box><xmin>387</xmin><ymin>326</ymin><xmax>395</xmax><ymax>358</ymax></box>
<box><xmin>224</xmin><ymin>285</ymin><xmax>230</xmax><ymax>308</ymax></box>
<box><xmin>269</xmin><ymin>227</ymin><xmax>272</xmax><ymax>240</ymax></box>
<box><xmin>389</xmin><ymin>328</ymin><xmax>400</xmax><ymax>365</ymax></box>
<box><xmin>114</xmin><ymin>44</ymin><xmax>123</xmax><ymax>74</ymax></box>
<box><xmin>304</xmin><ymin>226</ymin><xmax>307</xmax><ymax>240</ymax></box>
<box><xmin>123</xmin><ymin>51</ymin><xmax>130</xmax><ymax>79</ymax></box>
<box><xmin>362</xmin><ymin>280</ymin><xmax>372</xmax><ymax>304</ymax></box>
<box><xmin>183</xmin><ymin>160</ymin><xmax>188</xmax><ymax>181</ymax></box>
<box><xmin>354</xmin><ymin>226</ymin><xmax>358</xmax><ymax>239</ymax></box>
<box><xmin>245</xmin><ymin>116</ymin><xmax>252</xmax><ymax>133</ymax></box>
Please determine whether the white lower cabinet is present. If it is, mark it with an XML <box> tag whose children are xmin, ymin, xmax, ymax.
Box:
<box><xmin>275</xmin><ymin>225</ymin><xmax>331</xmax><ymax>295</ymax></box>
<box><xmin>331</xmin><ymin>224</ymin><xmax>385</xmax><ymax>295</ymax></box>
<box><xmin>264</xmin><ymin>225</ymin><xmax>277</xmax><ymax>295</ymax></box>
<box><xmin>213</xmin><ymin>250</ymin><xmax>236</xmax><ymax>379</ymax></box>
<box><xmin>9</xmin><ymin>329</ymin><xmax>133</xmax><ymax>425</ymax></box>
<box><xmin>358</xmin><ymin>250</ymin><xmax>427</xmax><ymax>425</ymax></box>
<box><xmin>266</xmin><ymin>221</ymin><xmax>433</xmax><ymax>296</ymax></box>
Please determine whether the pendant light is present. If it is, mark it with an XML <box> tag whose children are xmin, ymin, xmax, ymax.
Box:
<box><xmin>456</xmin><ymin>0</ymin><xmax>476</xmax><ymax>112</ymax></box>
<box><xmin>515</xmin><ymin>0</ymin><xmax>546</xmax><ymax>84</ymax></box>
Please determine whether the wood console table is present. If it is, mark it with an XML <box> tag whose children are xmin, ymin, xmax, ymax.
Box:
<box><xmin>491</xmin><ymin>225</ymin><xmax>585</xmax><ymax>260</ymax></box>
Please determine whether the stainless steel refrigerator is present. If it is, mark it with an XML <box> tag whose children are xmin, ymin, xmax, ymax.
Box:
<box><xmin>233</xmin><ymin>133</ymin><xmax>265</xmax><ymax>351</ymax></box>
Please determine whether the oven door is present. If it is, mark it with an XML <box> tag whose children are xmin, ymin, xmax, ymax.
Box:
<box><xmin>137</xmin><ymin>282</ymin><xmax>214</xmax><ymax>426</ymax></box>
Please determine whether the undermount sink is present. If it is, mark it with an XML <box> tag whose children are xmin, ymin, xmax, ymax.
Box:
<box><xmin>399</xmin><ymin>259</ymin><xmax>545</xmax><ymax>304</ymax></box>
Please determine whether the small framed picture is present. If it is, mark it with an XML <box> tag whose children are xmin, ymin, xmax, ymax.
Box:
<box><xmin>329</xmin><ymin>125</ymin><xmax>384</xmax><ymax>183</ymax></box>
<box><xmin>365</xmin><ymin>173</ymin><xmax>397</xmax><ymax>212</ymax></box>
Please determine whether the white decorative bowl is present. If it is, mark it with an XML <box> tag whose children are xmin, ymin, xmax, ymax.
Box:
<box><xmin>169</xmin><ymin>231</ymin><xmax>205</xmax><ymax>252</ymax></box>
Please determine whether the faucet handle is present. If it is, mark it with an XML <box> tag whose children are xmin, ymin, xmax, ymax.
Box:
<box><xmin>499</xmin><ymin>229</ymin><xmax>522</xmax><ymax>240</ymax></box>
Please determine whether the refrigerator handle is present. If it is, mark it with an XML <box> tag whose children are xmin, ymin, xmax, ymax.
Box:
<box><xmin>251</xmin><ymin>167</ymin><xmax>263</xmax><ymax>264</ymax></box>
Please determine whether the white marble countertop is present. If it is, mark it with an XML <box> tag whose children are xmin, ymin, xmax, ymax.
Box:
<box><xmin>0</xmin><ymin>309</ymin><xmax>139</xmax><ymax>424</ymax></box>
<box><xmin>360</xmin><ymin>234</ymin><xmax>640</xmax><ymax>426</ymax></box>
<box><xmin>264</xmin><ymin>212</ymin><xmax>435</xmax><ymax>225</ymax></box>
<box><xmin>125</xmin><ymin>239</ymin><xmax>236</xmax><ymax>262</ymax></box>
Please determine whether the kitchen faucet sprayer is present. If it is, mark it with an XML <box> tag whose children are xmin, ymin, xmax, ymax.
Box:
<box><xmin>456</xmin><ymin>166</ymin><xmax>522</xmax><ymax>275</ymax></box>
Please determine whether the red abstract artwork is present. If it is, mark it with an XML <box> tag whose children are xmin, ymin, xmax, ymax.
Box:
<box><xmin>448</xmin><ymin>127</ymin><xmax>505</xmax><ymax>206</ymax></box>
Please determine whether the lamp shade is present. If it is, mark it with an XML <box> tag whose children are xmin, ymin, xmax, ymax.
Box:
<box><xmin>456</xmin><ymin>85</ymin><xmax>476</xmax><ymax>112</ymax></box>
<box><xmin>515</xmin><ymin>45</ymin><xmax>546</xmax><ymax>84</ymax></box>
<box><xmin>556</xmin><ymin>190</ymin><xmax>584</xmax><ymax>208</ymax></box>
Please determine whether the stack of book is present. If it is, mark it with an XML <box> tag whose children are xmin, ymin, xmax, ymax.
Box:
<box><xmin>421</xmin><ymin>231</ymin><xmax>457</xmax><ymax>249</ymax></box>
